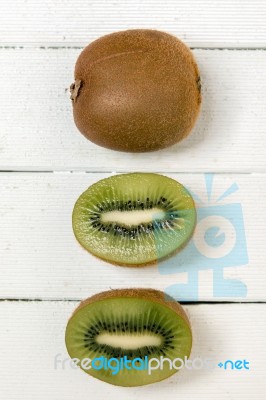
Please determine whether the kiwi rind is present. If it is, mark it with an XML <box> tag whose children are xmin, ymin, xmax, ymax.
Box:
<box><xmin>71</xmin><ymin>29</ymin><xmax>201</xmax><ymax>152</ymax></box>
<box><xmin>72</xmin><ymin>173</ymin><xmax>197</xmax><ymax>266</ymax></box>
<box><xmin>74</xmin><ymin>288</ymin><xmax>191</xmax><ymax>326</ymax></box>
<box><xmin>65</xmin><ymin>288</ymin><xmax>192</xmax><ymax>387</ymax></box>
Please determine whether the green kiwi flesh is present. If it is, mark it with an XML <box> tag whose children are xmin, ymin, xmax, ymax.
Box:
<box><xmin>65</xmin><ymin>288</ymin><xmax>192</xmax><ymax>386</ymax></box>
<box><xmin>70</xmin><ymin>29</ymin><xmax>201</xmax><ymax>152</ymax></box>
<box><xmin>72</xmin><ymin>173</ymin><xmax>196</xmax><ymax>266</ymax></box>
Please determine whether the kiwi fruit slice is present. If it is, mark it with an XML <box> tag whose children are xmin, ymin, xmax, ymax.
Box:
<box><xmin>65</xmin><ymin>288</ymin><xmax>192</xmax><ymax>386</ymax></box>
<box><xmin>72</xmin><ymin>173</ymin><xmax>196</xmax><ymax>266</ymax></box>
<box><xmin>70</xmin><ymin>29</ymin><xmax>201</xmax><ymax>152</ymax></box>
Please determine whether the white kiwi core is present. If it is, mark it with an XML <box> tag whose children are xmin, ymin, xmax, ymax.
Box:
<box><xmin>95</xmin><ymin>332</ymin><xmax>162</xmax><ymax>349</ymax></box>
<box><xmin>101</xmin><ymin>208</ymin><xmax>165</xmax><ymax>227</ymax></box>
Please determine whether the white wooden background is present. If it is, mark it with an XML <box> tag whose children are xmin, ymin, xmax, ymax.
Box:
<box><xmin>0</xmin><ymin>1</ymin><xmax>265</xmax><ymax>398</ymax></box>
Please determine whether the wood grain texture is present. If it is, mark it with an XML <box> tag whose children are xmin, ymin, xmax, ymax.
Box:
<box><xmin>0</xmin><ymin>172</ymin><xmax>263</xmax><ymax>301</ymax></box>
<box><xmin>0</xmin><ymin>301</ymin><xmax>264</xmax><ymax>399</ymax></box>
<box><xmin>0</xmin><ymin>0</ymin><xmax>266</xmax><ymax>47</ymax></box>
<box><xmin>0</xmin><ymin>1</ymin><xmax>265</xmax><ymax>398</ymax></box>
<box><xmin>0</xmin><ymin>48</ymin><xmax>266</xmax><ymax>172</ymax></box>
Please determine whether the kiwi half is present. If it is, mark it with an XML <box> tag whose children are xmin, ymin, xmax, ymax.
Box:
<box><xmin>72</xmin><ymin>173</ymin><xmax>196</xmax><ymax>266</ymax></box>
<box><xmin>65</xmin><ymin>288</ymin><xmax>192</xmax><ymax>386</ymax></box>
<box><xmin>70</xmin><ymin>29</ymin><xmax>201</xmax><ymax>152</ymax></box>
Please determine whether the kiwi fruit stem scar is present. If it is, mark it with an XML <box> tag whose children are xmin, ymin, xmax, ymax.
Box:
<box><xmin>70</xmin><ymin>79</ymin><xmax>82</xmax><ymax>102</ymax></box>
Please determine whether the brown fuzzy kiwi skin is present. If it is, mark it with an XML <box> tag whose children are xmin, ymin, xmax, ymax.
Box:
<box><xmin>71</xmin><ymin>288</ymin><xmax>191</xmax><ymax>330</ymax></box>
<box><xmin>71</xmin><ymin>29</ymin><xmax>201</xmax><ymax>152</ymax></box>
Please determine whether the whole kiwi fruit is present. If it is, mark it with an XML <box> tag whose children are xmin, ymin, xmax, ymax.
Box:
<box><xmin>70</xmin><ymin>29</ymin><xmax>201</xmax><ymax>152</ymax></box>
<box><xmin>65</xmin><ymin>288</ymin><xmax>192</xmax><ymax>386</ymax></box>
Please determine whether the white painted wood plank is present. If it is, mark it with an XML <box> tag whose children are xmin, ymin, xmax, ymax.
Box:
<box><xmin>0</xmin><ymin>172</ymin><xmax>264</xmax><ymax>301</ymax></box>
<box><xmin>0</xmin><ymin>301</ymin><xmax>264</xmax><ymax>399</ymax></box>
<box><xmin>1</xmin><ymin>48</ymin><xmax>266</xmax><ymax>172</ymax></box>
<box><xmin>0</xmin><ymin>0</ymin><xmax>266</xmax><ymax>48</ymax></box>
